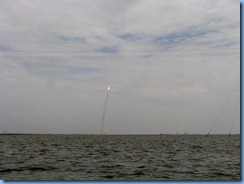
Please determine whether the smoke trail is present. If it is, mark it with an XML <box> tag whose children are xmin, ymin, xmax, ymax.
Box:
<box><xmin>100</xmin><ymin>86</ymin><xmax>110</xmax><ymax>134</ymax></box>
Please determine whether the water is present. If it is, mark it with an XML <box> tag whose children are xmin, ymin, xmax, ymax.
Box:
<box><xmin>0</xmin><ymin>134</ymin><xmax>240</xmax><ymax>180</ymax></box>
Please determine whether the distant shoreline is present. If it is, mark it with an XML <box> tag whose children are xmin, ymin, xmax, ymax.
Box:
<box><xmin>0</xmin><ymin>133</ymin><xmax>240</xmax><ymax>136</ymax></box>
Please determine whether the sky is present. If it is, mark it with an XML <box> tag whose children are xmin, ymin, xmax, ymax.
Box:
<box><xmin>0</xmin><ymin>0</ymin><xmax>240</xmax><ymax>134</ymax></box>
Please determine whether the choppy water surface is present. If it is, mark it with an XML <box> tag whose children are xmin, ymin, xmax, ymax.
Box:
<box><xmin>0</xmin><ymin>134</ymin><xmax>240</xmax><ymax>180</ymax></box>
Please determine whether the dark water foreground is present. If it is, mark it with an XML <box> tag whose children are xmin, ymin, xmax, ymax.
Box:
<box><xmin>0</xmin><ymin>134</ymin><xmax>240</xmax><ymax>180</ymax></box>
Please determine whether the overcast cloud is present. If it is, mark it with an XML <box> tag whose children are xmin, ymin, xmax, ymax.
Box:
<box><xmin>0</xmin><ymin>0</ymin><xmax>240</xmax><ymax>134</ymax></box>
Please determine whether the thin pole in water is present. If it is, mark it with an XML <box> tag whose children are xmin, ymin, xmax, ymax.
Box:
<box><xmin>206</xmin><ymin>78</ymin><xmax>239</xmax><ymax>137</ymax></box>
<box><xmin>229</xmin><ymin>95</ymin><xmax>239</xmax><ymax>137</ymax></box>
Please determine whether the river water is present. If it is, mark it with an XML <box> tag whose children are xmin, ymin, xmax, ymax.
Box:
<box><xmin>0</xmin><ymin>134</ymin><xmax>240</xmax><ymax>180</ymax></box>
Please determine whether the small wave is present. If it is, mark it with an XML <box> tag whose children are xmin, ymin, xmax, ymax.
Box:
<box><xmin>133</xmin><ymin>171</ymin><xmax>145</xmax><ymax>175</ymax></box>
<box><xmin>103</xmin><ymin>175</ymin><xmax>114</xmax><ymax>179</ymax></box>
<box><xmin>26</xmin><ymin>166</ymin><xmax>57</xmax><ymax>171</ymax></box>
<box><xmin>191</xmin><ymin>145</ymin><xmax>203</xmax><ymax>149</ymax></box>
<box><xmin>29</xmin><ymin>167</ymin><xmax>47</xmax><ymax>171</ymax></box>
<box><xmin>137</xmin><ymin>165</ymin><xmax>146</xmax><ymax>168</ymax></box>
<box><xmin>0</xmin><ymin>168</ymin><xmax>22</xmax><ymax>172</ymax></box>
<box><xmin>214</xmin><ymin>171</ymin><xmax>233</xmax><ymax>177</ymax></box>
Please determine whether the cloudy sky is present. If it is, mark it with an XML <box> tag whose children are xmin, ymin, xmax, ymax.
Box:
<box><xmin>0</xmin><ymin>0</ymin><xmax>240</xmax><ymax>134</ymax></box>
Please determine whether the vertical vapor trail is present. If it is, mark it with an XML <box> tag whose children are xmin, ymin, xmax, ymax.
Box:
<box><xmin>100</xmin><ymin>86</ymin><xmax>110</xmax><ymax>134</ymax></box>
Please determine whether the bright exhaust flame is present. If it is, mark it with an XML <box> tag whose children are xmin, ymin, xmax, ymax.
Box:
<box><xmin>107</xmin><ymin>86</ymin><xmax>110</xmax><ymax>91</ymax></box>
